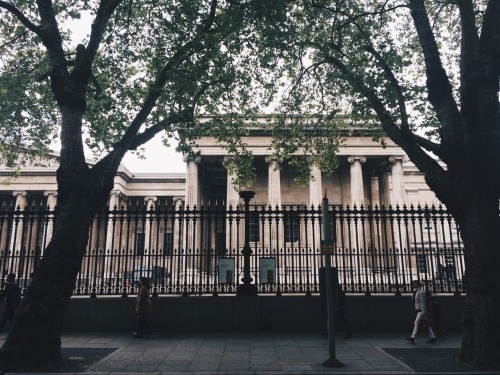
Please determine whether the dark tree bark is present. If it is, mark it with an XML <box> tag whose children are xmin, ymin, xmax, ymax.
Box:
<box><xmin>450</xmin><ymin>191</ymin><xmax>500</xmax><ymax>369</ymax></box>
<box><xmin>0</xmin><ymin>0</ymin><xmax>222</xmax><ymax>369</ymax></box>
<box><xmin>0</xmin><ymin>152</ymin><xmax>118</xmax><ymax>371</ymax></box>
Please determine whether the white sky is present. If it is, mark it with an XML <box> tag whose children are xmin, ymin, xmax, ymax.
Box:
<box><xmin>121</xmin><ymin>135</ymin><xmax>186</xmax><ymax>173</ymax></box>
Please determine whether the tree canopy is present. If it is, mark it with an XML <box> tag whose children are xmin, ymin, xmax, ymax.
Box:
<box><xmin>254</xmin><ymin>0</ymin><xmax>500</xmax><ymax>368</ymax></box>
<box><xmin>0</xmin><ymin>0</ymin><xmax>499</xmax><ymax>370</ymax></box>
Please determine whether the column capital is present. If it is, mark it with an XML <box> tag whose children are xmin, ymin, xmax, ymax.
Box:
<box><xmin>12</xmin><ymin>191</ymin><xmax>27</xmax><ymax>197</ymax></box>
<box><xmin>183</xmin><ymin>155</ymin><xmax>202</xmax><ymax>164</ymax></box>
<box><xmin>388</xmin><ymin>155</ymin><xmax>409</xmax><ymax>164</ymax></box>
<box><xmin>173</xmin><ymin>196</ymin><xmax>184</xmax><ymax>204</ymax></box>
<box><xmin>265</xmin><ymin>155</ymin><xmax>284</xmax><ymax>164</ymax></box>
<box><xmin>347</xmin><ymin>156</ymin><xmax>366</xmax><ymax>164</ymax></box>
<box><xmin>43</xmin><ymin>191</ymin><xmax>58</xmax><ymax>197</ymax></box>
<box><xmin>109</xmin><ymin>190</ymin><xmax>121</xmax><ymax>197</ymax></box>
<box><xmin>144</xmin><ymin>196</ymin><xmax>158</xmax><ymax>203</ymax></box>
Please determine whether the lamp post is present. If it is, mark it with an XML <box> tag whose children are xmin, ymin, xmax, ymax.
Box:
<box><xmin>236</xmin><ymin>190</ymin><xmax>258</xmax><ymax>296</ymax></box>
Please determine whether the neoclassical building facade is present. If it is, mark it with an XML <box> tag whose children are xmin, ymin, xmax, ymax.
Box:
<box><xmin>0</xmin><ymin>123</ymin><xmax>443</xmax><ymax>253</ymax></box>
<box><xmin>1</xmin><ymin>119</ymin><xmax>465</xmax><ymax>294</ymax></box>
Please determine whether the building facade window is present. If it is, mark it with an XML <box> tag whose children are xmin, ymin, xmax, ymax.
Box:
<box><xmin>417</xmin><ymin>254</ymin><xmax>427</xmax><ymax>273</ymax></box>
<box><xmin>284</xmin><ymin>212</ymin><xmax>299</xmax><ymax>243</ymax></box>
<box><xmin>249</xmin><ymin>212</ymin><xmax>260</xmax><ymax>243</ymax></box>
<box><xmin>135</xmin><ymin>232</ymin><xmax>145</xmax><ymax>256</ymax></box>
<box><xmin>164</xmin><ymin>232</ymin><xmax>173</xmax><ymax>255</ymax></box>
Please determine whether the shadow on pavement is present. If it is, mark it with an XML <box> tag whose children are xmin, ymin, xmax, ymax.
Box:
<box><xmin>382</xmin><ymin>348</ymin><xmax>488</xmax><ymax>373</ymax></box>
<box><xmin>17</xmin><ymin>347</ymin><xmax>118</xmax><ymax>373</ymax></box>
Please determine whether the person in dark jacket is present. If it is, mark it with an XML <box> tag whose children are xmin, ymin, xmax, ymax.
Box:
<box><xmin>0</xmin><ymin>273</ymin><xmax>21</xmax><ymax>333</ymax></box>
<box><xmin>133</xmin><ymin>277</ymin><xmax>152</xmax><ymax>338</ymax></box>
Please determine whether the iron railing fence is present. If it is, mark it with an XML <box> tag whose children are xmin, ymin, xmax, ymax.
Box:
<box><xmin>0</xmin><ymin>202</ymin><xmax>465</xmax><ymax>296</ymax></box>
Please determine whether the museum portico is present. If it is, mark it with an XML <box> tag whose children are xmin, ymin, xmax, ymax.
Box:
<box><xmin>0</xmin><ymin>119</ymin><xmax>465</xmax><ymax>296</ymax></box>
<box><xmin>0</xmin><ymin>120</ymin><xmax>443</xmax><ymax>255</ymax></box>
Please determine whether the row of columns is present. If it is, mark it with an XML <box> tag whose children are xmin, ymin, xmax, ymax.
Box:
<box><xmin>3</xmin><ymin>155</ymin><xmax>408</xmax><ymax>255</ymax></box>
<box><xmin>3</xmin><ymin>191</ymin><xmax>58</xmax><ymax>254</ymax></box>
<box><xmin>183</xmin><ymin>155</ymin><xmax>409</xmax><ymax>210</ymax></box>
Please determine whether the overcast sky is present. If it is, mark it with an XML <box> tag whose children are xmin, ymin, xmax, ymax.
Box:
<box><xmin>121</xmin><ymin>134</ymin><xmax>186</xmax><ymax>174</ymax></box>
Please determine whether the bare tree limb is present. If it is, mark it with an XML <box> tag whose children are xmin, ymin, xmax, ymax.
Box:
<box><xmin>364</xmin><ymin>45</ymin><xmax>410</xmax><ymax>130</ymax></box>
<box><xmin>74</xmin><ymin>0</ymin><xmax>125</xmax><ymax>80</ymax></box>
<box><xmin>305</xmin><ymin>39</ymin><xmax>451</xmax><ymax>196</ymax></box>
<box><xmin>0</xmin><ymin>30</ymin><xmax>29</xmax><ymax>50</ymax></box>
<box><xmin>0</xmin><ymin>1</ymin><xmax>43</xmax><ymax>37</ymax></box>
<box><xmin>408</xmin><ymin>0</ymin><xmax>464</xmax><ymax>156</ymax></box>
<box><xmin>456</xmin><ymin>0</ymin><xmax>479</xmax><ymax>103</ymax></box>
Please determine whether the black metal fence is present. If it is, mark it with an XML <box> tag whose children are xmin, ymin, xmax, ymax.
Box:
<box><xmin>0</xmin><ymin>202</ymin><xmax>465</xmax><ymax>296</ymax></box>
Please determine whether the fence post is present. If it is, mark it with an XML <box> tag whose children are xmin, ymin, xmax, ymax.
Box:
<box><xmin>236</xmin><ymin>191</ymin><xmax>257</xmax><ymax>296</ymax></box>
<box><xmin>321</xmin><ymin>192</ymin><xmax>343</xmax><ymax>368</ymax></box>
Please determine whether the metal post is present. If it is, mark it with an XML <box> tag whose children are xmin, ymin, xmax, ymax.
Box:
<box><xmin>321</xmin><ymin>192</ymin><xmax>343</xmax><ymax>368</ymax></box>
<box><xmin>236</xmin><ymin>190</ymin><xmax>258</xmax><ymax>296</ymax></box>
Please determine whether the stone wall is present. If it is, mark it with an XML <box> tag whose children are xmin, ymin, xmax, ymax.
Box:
<box><xmin>48</xmin><ymin>295</ymin><xmax>465</xmax><ymax>333</ymax></box>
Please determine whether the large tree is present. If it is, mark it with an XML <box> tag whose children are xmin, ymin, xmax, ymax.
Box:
<box><xmin>0</xmin><ymin>0</ymin><xmax>277</xmax><ymax>370</ymax></box>
<box><xmin>258</xmin><ymin>0</ymin><xmax>500</xmax><ymax>369</ymax></box>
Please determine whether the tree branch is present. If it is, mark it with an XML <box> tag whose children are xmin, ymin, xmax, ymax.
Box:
<box><xmin>117</xmin><ymin>0</ymin><xmax>221</xmax><ymax>152</ymax></box>
<box><xmin>410</xmin><ymin>133</ymin><xmax>442</xmax><ymax>157</ymax></box>
<box><xmin>306</xmin><ymin>39</ymin><xmax>451</xmax><ymax>196</ymax></box>
<box><xmin>408</xmin><ymin>0</ymin><xmax>464</xmax><ymax>157</ymax></box>
<box><xmin>364</xmin><ymin>44</ymin><xmax>410</xmax><ymax>130</ymax></box>
<box><xmin>127</xmin><ymin>110</ymin><xmax>194</xmax><ymax>150</ymax></box>
<box><xmin>73</xmin><ymin>0</ymin><xmax>125</xmax><ymax>80</ymax></box>
<box><xmin>456</xmin><ymin>0</ymin><xmax>479</xmax><ymax>103</ymax></box>
<box><xmin>0</xmin><ymin>30</ymin><xmax>29</xmax><ymax>50</ymax></box>
<box><xmin>0</xmin><ymin>1</ymin><xmax>43</xmax><ymax>37</ymax></box>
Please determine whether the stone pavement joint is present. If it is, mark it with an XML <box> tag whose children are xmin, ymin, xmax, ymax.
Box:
<box><xmin>1</xmin><ymin>331</ymin><xmax>496</xmax><ymax>374</ymax></box>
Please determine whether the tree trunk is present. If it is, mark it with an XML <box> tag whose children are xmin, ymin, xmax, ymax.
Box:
<box><xmin>0</xmin><ymin>176</ymin><xmax>112</xmax><ymax>371</ymax></box>
<box><xmin>455</xmin><ymin>194</ymin><xmax>500</xmax><ymax>370</ymax></box>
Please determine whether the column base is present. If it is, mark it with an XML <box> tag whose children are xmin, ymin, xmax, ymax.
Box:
<box><xmin>322</xmin><ymin>358</ymin><xmax>344</xmax><ymax>368</ymax></box>
<box><xmin>236</xmin><ymin>284</ymin><xmax>258</xmax><ymax>296</ymax></box>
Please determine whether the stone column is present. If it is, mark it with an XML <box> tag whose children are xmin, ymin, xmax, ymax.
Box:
<box><xmin>174</xmin><ymin>196</ymin><xmax>192</xmax><ymax>278</ymax></box>
<box><xmin>184</xmin><ymin>156</ymin><xmax>201</xmax><ymax>208</ymax></box>
<box><xmin>309</xmin><ymin>163</ymin><xmax>323</xmax><ymax>208</ymax></box>
<box><xmin>389</xmin><ymin>156</ymin><xmax>408</xmax><ymax>207</ymax></box>
<box><xmin>225</xmin><ymin>157</ymin><xmax>240</xmax><ymax>254</ymax></box>
<box><xmin>378</xmin><ymin>165</ymin><xmax>394</xmax><ymax>267</ymax></box>
<box><xmin>173</xmin><ymin>197</ymin><xmax>184</xmax><ymax>253</ymax></box>
<box><xmin>370</xmin><ymin>176</ymin><xmax>380</xmax><ymax>207</ymax></box>
<box><xmin>389</xmin><ymin>156</ymin><xmax>409</xmax><ymax>274</ymax></box>
<box><xmin>105</xmin><ymin>191</ymin><xmax>120</xmax><ymax>252</ymax></box>
<box><xmin>144</xmin><ymin>196</ymin><xmax>158</xmax><ymax>258</ymax></box>
<box><xmin>348</xmin><ymin>156</ymin><xmax>366</xmax><ymax>208</ymax></box>
<box><xmin>266</xmin><ymin>156</ymin><xmax>283</xmax><ymax>253</ymax></box>
<box><xmin>309</xmin><ymin>163</ymin><xmax>323</xmax><ymax>252</ymax></box>
<box><xmin>10</xmin><ymin>191</ymin><xmax>27</xmax><ymax>253</ymax></box>
<box><xmin>43</xmin><ymin>191</ymin><xmax>58</xmax><ymax>251</ymax></box>
<box><xmin>348</xmin><ymin>157</ymin><xmax>366</xmax><ymax>273</ymax></box>
<box><xmin>184</xmin><ymin>156</ymin><xmax>202</xmax><ymax>262</ymax></box>
<box><xmin>103</xmin><ymin>191</ymin><xmax>120</xmax><ymax>281</ymax></box>
<box><xmin>406</xmin><ymin>189</ymin><xmax>419</xmax><ymax>208</ymax></box>
<box><xmin>7</xmin><ymin>191</ymin><xmax>27</xmax><ymax>272</ymax></box>
<box><xmin>368</xmin><ymin>176</ymin><xmax>380</xmax><ymax>257</ymax></box>
<box><xmin>266</xmin><ymin>156</ymin><xmax>283</xmax><ymax>209</ymax></box>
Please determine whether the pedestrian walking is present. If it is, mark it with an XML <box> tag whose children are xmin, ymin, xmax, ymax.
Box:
<box><xmin>133</xmin><ymin>277</ymin><xmax>152</xmax><ymax>338</ymax></box>
<box><xmin>406</xmin><ymin>280</ymin><xmax>436</xmax><ymax>344</ymax></box>
<box><xmin>0</xmin><ymin>273</ymin><xmax>22</xmax><ymax>333</ymax></box>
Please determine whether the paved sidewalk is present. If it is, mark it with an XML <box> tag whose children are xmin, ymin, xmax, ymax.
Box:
<box><xmin>1</xmin><ymin>331</ymin><xmax>494</xmax><ymax>374</ymax></box>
